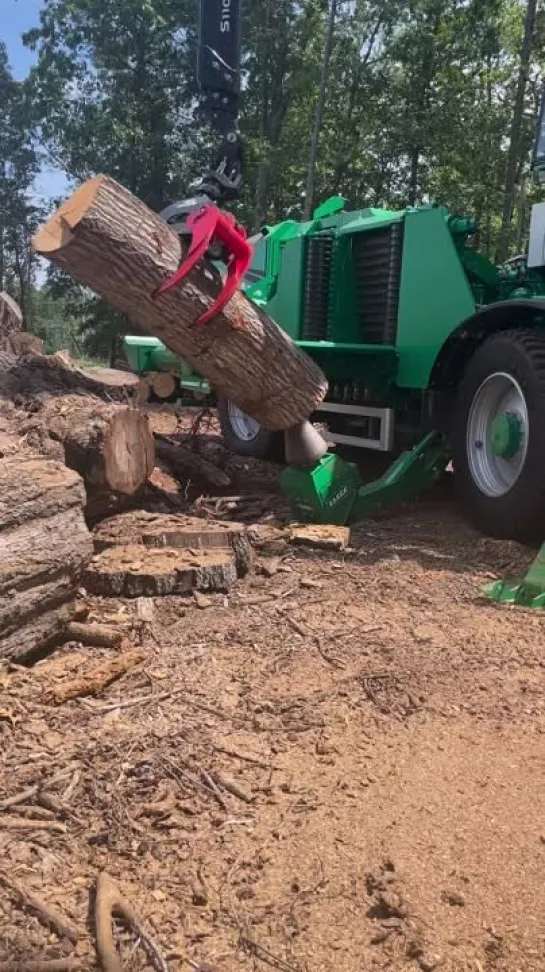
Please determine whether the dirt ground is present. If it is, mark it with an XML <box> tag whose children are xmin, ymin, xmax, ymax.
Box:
<box><xmin>1</xmin><ymin>422</ymin><xmax>545</xmax><ymax>972</ymax></box>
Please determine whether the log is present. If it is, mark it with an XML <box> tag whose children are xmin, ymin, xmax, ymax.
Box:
<box><xmin>32</xmin><ymin>175</ymin><xmax>328</xmax><ymax>430</ymax></box>
<box><xmin>155</xmin><ymin>435</ymin><xmax>231</xmax><ymax>491</ymax></box>
<box><xmin>0</xmin><ymin>457</ymin><xmax>93</xmax><ymax>661</ymax></box>
<box><xmin>84</xmin><ymin>545</ymin><xmax>237</xmax><ymax>597</ymax></box>
<box><xmin>47</xmin><ymin>648</ymin><xmax>147</xmax><ymax>704</ymax></box>
<box><xmin>0</xmin><ymin>349</ymin><xmax>142</xmax><ymax>404</ymax></box>
<box><xmin>21</xmin><ymin>395</ymin><xmax>155</xmax><ymax>498</ymax></box>
<box><xmin>150</xmin><ymin>371</ymin><xmax>176</xmax><ymax>400</ymax></box>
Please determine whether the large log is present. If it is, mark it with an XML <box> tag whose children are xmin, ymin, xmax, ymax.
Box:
<box><xmin>0</xmin><ymin>457</ymin><xmax>93</xmax><ymax>661</ymax></box>
<box><xmin>19</xmin><ymin>395</ymin><xmax>155</xmax><ymax>499</ymax></box>
<box><xmin>32</xmin><ymin>176</ymin><xmax>328</xmax><ymax>430</ymax></box>
<box><xmin>0</xmin><ymin>348</ymin><xmax>141</xmax><ymax>405</ymax></box>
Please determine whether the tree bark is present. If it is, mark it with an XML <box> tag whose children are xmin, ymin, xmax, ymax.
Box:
<box><xmin>0</xmin><ymin>457</ymin><xmax>93</xmax><ymax>661</ymax></box>
<box><xmin>154</xmin><ymin>435</ymin><xmax>231</xmax><ymax>491</ymax></box>
<box><xmin>20</xmin><ymin>396</ymin><xmax>155</xmax><ymax>499</ymax></box>
<box><xmin>84</xmin><ymin>544</ymin><xmax>238</xmax><ymax>598</ymax></box>
<box><xmin>32</xmin><ymin>176</ymin><xmax>328</xmax><ymax>430</ymax></box>
<box><xmin>0</xmin><ymin>292</ymin><xmax>22</xmax><ymax>351</ymax></box>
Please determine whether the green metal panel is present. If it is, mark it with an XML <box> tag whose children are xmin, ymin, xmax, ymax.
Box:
<box><xmin>328</xmin><ymin>236</ymin><xmax>360</xmax><ymax>343</ymax></box>
<box><xmin>337</xmin><ymin>207</ymin><xmax>401</xmax><ymax>237</ymax></box>
<box><xmin>122</xmin><ymin>335</ymin><xmax>163</xmax><ymax>372</ymax></box>
<box><xmin>396</xmin><ymin>208</ymin><xmax>476</xmax><ymax>388</ymax></box>
<box><xmin>267</xmin><ymin>235</ymin><xmax>306</xmax><ymax>340</ymax></box>
<box><xmin>296</xmin><ymin>341</ymin><xmax>397</xmax><ymax>395</ymax></box>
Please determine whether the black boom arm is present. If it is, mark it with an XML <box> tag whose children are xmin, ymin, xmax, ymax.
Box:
<box><xmin>195</xmin><ymin>0</ymin><xmax>243</xmax><ymax>203</ymax></box>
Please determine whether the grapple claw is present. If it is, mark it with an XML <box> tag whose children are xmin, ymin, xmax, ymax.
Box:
<box><xmin>152</xmin><ymin>204</ymin><xmax>253</xmax><ymax>325</ymax></box>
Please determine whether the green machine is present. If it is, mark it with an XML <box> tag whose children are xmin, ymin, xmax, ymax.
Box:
<box><xmin>121</xmin><ymin>83</ymin><xmax>545</xmax><ymax>607</ymax></box>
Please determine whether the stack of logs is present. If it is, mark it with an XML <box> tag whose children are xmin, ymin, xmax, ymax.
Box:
<box><xmin>0</xmin><ymin>343</ymin><xmax>251</xmax><ymax>662</ymax></box>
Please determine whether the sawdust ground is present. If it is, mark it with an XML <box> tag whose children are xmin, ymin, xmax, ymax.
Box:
<box><xmin>1</xmin><ymin>463</ymin><xmax>544</xmax><ymax>971</ymax></box>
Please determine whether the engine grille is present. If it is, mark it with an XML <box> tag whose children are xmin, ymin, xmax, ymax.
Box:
<box><xmin>352</xmin><ymin>222</ymin><xmax>404</xmax><ymax>345</ymax></box>
<box><xmin>301</xmin><ymin>234</ymin><xmax>334</xmax><ymax>340</ymax></box>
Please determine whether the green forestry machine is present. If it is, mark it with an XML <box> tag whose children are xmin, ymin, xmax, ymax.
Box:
<box><xmin>122</xmin><ymin>3</ymin><xmax>545</xmax><ymax>607</ymax></box>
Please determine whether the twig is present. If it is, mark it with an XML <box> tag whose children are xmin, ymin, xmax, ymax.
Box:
<box><xmin>239</xmin><ymin>935</ymin><xmax>301</xmax><ymax>972</ymax></box>
<box><xmin>0</xmin><ymin>817</ymin><xmax>66</xmax><ymax>833</ymax></box>
<box><xmin>94</xmin><ymin>689</ymin><xmax>182</xmax><ymax>713</ymax></box>
<box><xmin>95</xmin><ymin>872</ymin><xmax>169</xmax><ymax>972</ymax></box>
<box><xmin>0</xmin><ymin>783</ymin><xmax>39</xmax><ymax>810</ymax></box>
<box><xmin>213</xmin><ymin>744</ymin><xmax>272</xmax><ymax>770</ymax></box>
<box><xmin>316</xmin><ymin>636</ymin><xmax>346</xmax><ymax>670</ymax></box>
<box><xmin>0</xmin><ymin>871</ymin><xmax>78</xmax><ymax>944</ymax></box>
<box><xmin>0</xmin><ymin>961</ymin><xmax>81</xmax><ymax>972</ymax></box>
<box><xmin>284</xmin><ymin>614</ymin><xmax>345</xmax><ymax>669</ymax></box>
<box><xmin>201</xmin><ymin>770</ymin><xmax>229</xmax><ymax>812</ymax></box>
<box><xmin>284</xmin><ymin>616</ymin><xmax>308</xmax><ymax>639</ymax></box>
<box><xmin>213</xmin><ymin>772</ymin><xmax>253</xmax><ymax>804</ymax></box>
<box><xmin>0</xmin><ymin>768</ymin><xmax>72</xmax><ymax>811</ymax></box>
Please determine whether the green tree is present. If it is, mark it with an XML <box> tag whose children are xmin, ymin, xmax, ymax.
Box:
<box><xmin>0</xmin><ymin>43</ymin><xmax>39</xmax><ymax>326</ymax></box>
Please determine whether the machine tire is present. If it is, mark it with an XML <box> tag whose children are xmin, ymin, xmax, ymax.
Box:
<box><xmin>217</xmin><ymin>397</ymin><xmax>285</xmax><ymax>462</ymax></box>
<box><xmin>452</xmin><ymin>328</ymin><xmax>545</xmax><ymax>541</ymax></box>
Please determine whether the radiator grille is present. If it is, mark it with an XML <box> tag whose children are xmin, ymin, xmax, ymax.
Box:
<box><xmin>352</xmin><ymin>222</ymin><xmax>403</xmax><ymax>344</ymax></box>
<box><xmin>301</xmin><ymin>234</ymin><xmax>334</xmax><ymax>340</ymax></box>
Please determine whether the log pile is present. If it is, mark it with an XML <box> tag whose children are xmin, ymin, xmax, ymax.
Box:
<box><xmin>0</xmin><ymin>456</ymin><xmax>93</xmax><ymax>662</ymax></box>
<box><xmin>0</xmin><ymin>346</ymin><xmax>249</xmax><ymax>660</ymax></box>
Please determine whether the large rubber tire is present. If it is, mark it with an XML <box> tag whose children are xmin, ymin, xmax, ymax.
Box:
<box><xmin>217</xmin><ymin>397</ymin><xmax>285</xmax><ymax>462</ymax></box>
<box><xmin>452</xmin><ymin>329</ymin><xmax>545</xmax><ymax>542</ymax></box>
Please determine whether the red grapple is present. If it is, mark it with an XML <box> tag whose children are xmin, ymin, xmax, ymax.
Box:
<box><xmin>152</xmin><ymin>204</ymin><xmax>253</xmax><ymax>326</ymax></box>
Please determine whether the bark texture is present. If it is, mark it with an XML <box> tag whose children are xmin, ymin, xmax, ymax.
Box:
<box><xmin>33</xmin><ymin>176</ymin><xmax>328</xmax><ymax>430</ymax></box>
<box><xmin>0</xmin><ymin>457</ymin><xmax>93</xmax><ymax>661</ymax></box>
<box><xmin>0</xmin><ymin>292</ymin><xmax>22</xmax><ymax>351</ymax></box>
<box><xmin>84</xmin><ymin>544</ymin><xmax>237</xmax><ymax>598</ymax></box>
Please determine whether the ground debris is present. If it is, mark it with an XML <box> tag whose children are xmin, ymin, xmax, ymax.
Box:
<box><xmin>44</xmin><ymin>647</ymin><xmax>147</xmax><ymax>704</ymax></box>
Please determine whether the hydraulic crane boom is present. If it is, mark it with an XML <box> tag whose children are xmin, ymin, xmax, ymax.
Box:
<box><xmin>156</xmin><ymin>0</ymin><xmax>251</xmax><ymax>325</ymax></box>
<box><xmin>196</xmin><ymin>0</ymin><xmax>243</xmax><ymax>202</ymax></box>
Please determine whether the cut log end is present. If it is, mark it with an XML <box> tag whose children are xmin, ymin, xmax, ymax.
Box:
<box><xmin>103</xmin><ymin>410</ymin><xmax>155</xmax><ymax>494</ymax></box>
<box><xmin>33</xmin><ymin>175</ymin><xmax>107</xmax><ymax>253</ymax></box>
<box><xmin>32</xmin><ymin>175</ymin><xmax>328</xmax><ymax>430</ymax></box>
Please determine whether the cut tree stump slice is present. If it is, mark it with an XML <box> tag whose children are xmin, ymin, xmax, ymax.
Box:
<box><xmin>32</xmin><ymin>175</ymin><xmax>328</xmax><ymax>430</ymax></box>
<box><xmin>151</xmin><ymin>372</ymin><xmax>176</xmax><ymax>400</ymax></box>
<box><xmin>92</xmin><ymin>510</ymin><xmax>251</xmax><ymax>576</ymax></box>
<box><xmin>84</xmin><ymin>544</ymin><xmax>238</xmax><ymax>597</ymax></box>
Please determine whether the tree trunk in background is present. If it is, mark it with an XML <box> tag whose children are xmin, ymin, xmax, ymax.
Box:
<box><xmin>496</xmin><ymin>0</ymin><xmax>538</xmax><ymax>264</ymax></box>
<box><xmin>33</xmin><ymin>176</ymin><xmax>328</xmax><ymax>430</ymax></box>
<box><xmin>304</xmin><ymin>0</ymin><xmax>338</xmax><ymax>219</ymax></box>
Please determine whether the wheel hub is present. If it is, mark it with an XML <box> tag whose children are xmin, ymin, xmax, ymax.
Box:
<box><xmin>466</xmin><ymin>371</ymin><xmax>529</xmax><ymax>497</ymax></box>
<box><xmin>489</xmin><ymin>412</ymin><xmax>522</xmax><ymax>459</ymax></box>
<box><xmin>227</xmin><ymin>400</ymin><xmax>261</xmax><ymax>442</ymax></box>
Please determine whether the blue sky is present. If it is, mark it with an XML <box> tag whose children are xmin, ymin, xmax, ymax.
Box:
<box><xmin>3</xmin><ymin>0</ymin><xmax>69</xmax><ymax>200</ymax></box>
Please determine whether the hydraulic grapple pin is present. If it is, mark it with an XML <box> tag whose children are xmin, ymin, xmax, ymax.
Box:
<box><xmin>152</xmin><ymin>204</ymin><xmax>253</xmax><ymax>325</ymax></box>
